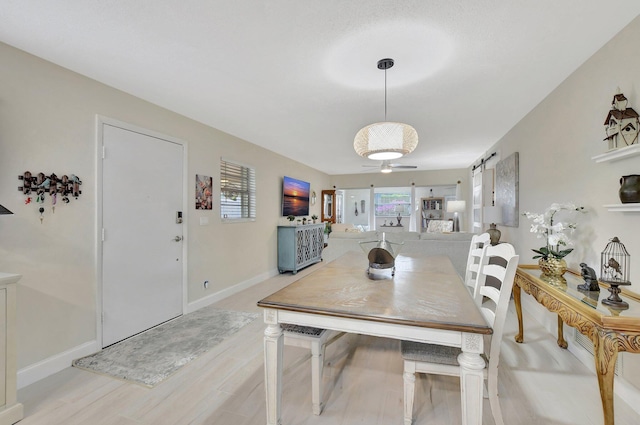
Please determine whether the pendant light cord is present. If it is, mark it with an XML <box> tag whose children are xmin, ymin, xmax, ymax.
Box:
<box><xmin>377</xmin><ymin>58</ymin><xmax>394</xmax><ymax>122</ymax></box>
<box><xmin>384</xmin><ymin>67</ymin><xmax>387</xmax><ymax>121</ymax></box>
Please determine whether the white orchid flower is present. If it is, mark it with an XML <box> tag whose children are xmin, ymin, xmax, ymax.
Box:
<box><xmin>522</xmin><ymin>203</ymin><xmax>585</xmax><ymax>259</ymax></box>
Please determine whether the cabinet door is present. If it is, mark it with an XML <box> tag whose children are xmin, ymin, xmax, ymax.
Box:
<box><xmin>301</xmin><ymin>226</ymin><xmax>314</xmax><ymax>266</ymax></box>
<box><xmin>312</xmin><ymin>226</ymin><xmax>323</xmax><ymax>260</ymax></box>
<box><xmin>295</xmin><ymin>228</ymin><xmax>304</xmax><ymax>266</ymax></box>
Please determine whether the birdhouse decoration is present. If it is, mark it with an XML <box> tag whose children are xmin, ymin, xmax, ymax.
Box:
<box><xmin>603</xmin><ymin>90</ymin><xmax>640</xmax><ymax>150</ymax></box>
<box><xmin>600</xmin><ymin>236</ymin><xmax>632</xmax><ymax>308</ymax></box>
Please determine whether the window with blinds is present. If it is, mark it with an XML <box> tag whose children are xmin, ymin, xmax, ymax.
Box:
<box><xmin>220</xmin><ymin>158</ymin><xmax>256</xmax><ymax>221</ymax></box>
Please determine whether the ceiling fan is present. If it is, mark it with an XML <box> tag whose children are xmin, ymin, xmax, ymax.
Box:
<box><xmin>362</xmin><ymin>160</ymin><xmax>418</xmax><ymax>173</ymax></box>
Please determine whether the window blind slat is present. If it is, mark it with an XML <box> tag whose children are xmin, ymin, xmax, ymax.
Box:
<box><xmin>220</xmin><ymin>159</ymin><xmax>256</xmax><ymax>220</ymax></box>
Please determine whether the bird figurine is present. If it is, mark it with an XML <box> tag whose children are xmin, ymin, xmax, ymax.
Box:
<box><xmin>578</xmin><ymin>263</ymin><xmax>600</xmax><ymax>292</ymax></box>
<box><xmin>606</xmin><ymin>257</ymin><xmax>623</xmax><ymax>280</ymax></box>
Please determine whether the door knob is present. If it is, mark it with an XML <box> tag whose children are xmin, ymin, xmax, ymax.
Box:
<box><xmin>173</xmin><ymin>236</ymin><xmax>183</xmax><ymax>242</ymax></box>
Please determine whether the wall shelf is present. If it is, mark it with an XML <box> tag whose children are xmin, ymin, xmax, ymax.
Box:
<box><xmin>420</xmin><ymin>197</ymin><xmax>445</xmax><ymax>232</ymax></box>
<box><xmin>592</xmin><ymin>144</ymin><xmax>640</xmax><ymax>163</ymax></box>
<box><xmin>603</xmin><ymin>203</ymin><xmax>640</xmax><ymax>212</ymax></box>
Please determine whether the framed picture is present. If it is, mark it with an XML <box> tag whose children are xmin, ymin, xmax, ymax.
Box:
<box><xmin>195</xmin><ymin>174</ymin><xmax>213</xmax><ymax>210</ymax></box>
<box><xmin>495</xmin><ymin>152</ymin><xmax>519</xmax><ymax>227</ymax></box>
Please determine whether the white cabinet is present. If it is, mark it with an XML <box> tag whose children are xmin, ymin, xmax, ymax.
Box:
<box><xmin>0</xmin><ymin>273</ymin><xmax>22</xmax><ymax>425</ymax></box>
<box><xmin>277</xmin><ymin>224</ymin><xmax>324</xmax><ymax>274</ymax></box>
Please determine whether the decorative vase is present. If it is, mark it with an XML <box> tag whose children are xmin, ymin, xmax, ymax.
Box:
<box><xmin>619</xmin><ymin>174</ymin><xmax>640</xmax><ymax>204</ymax></box>
<box><xmin>539</xmin><ymin>257</ymin><xmax>567</xmax><ymax>277</ymax></box>
<box><xmin>487</xmin><ymin>223</ymin><xmax>501</xmax><ymax>246</ymax></box>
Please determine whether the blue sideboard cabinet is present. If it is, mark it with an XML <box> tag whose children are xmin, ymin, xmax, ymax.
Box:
<box><xmin>277</xmin><ymin>224</ymin><xmax>325</xmax><ymax>274</ymax></box>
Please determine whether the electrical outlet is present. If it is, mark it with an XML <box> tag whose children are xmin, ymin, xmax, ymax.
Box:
<box><xmin>204</xmin><ymin>280</ymin><xmax>209</xmax><ymax>289</ymax></box>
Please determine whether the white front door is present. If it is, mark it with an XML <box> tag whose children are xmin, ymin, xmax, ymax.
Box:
<box><xmin>101</xmin><ymin>123</ymin><xmax>184</xmax><ymax>347</ymax></box>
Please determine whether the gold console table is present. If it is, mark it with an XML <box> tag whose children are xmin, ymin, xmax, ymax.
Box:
<box><xmin>514</xmin><ymin>265</ymin><xmax>640</xmax><ymax>425</ymax></box>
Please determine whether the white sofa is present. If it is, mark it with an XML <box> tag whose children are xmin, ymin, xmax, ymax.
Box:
<box><xmin>322</xmin><ymin>229</ymin><xmax>475</xmax><ymax>277</ymax></box>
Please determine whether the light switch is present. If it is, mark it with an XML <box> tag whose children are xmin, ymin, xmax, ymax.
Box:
<box><xmin>199</xmin><ymin>217</ymin><xmax>209</xmax><ymax>226</ymax></box>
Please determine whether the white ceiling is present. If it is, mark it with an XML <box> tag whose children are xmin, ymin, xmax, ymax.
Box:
<box><xmin>2</xmin><ymin>1</ymin><xmax>640</xmax><ymax>175</ymax></box>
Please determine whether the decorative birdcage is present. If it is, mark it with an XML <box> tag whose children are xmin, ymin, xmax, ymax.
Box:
<box><xmin>600</xmin><ymin>237</ymin><xmax>631</xmax><ymax>308</ymax></box>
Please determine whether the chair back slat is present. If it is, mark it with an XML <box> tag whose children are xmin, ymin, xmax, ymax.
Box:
<box><xmin>479</xmin><ymin>285</ymin><xmax>500</xmax><ymax>304</ymax></box>
<box><xmin>481</xmin><ymin>264</ymin><xmax>508</xmax><ymax>282</ymax></box>
<box><xmin>481</xmin><ymin>306</ymin><xmax>497</xmax><ymax>327</ymax></box>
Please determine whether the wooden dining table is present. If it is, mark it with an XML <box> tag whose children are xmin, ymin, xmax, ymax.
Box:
<box><xmin>257</xmin><ymin>251</ymin><xmax>492</xmax><ymax>425</ymax></box>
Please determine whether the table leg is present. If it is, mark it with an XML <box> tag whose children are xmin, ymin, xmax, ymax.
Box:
<box><xmin>458</xmin><ymin>334</ymin><xmax>486</xmax><ymax>425</ymax></box>
<box><xmin>594</xmin><ymin>330</ymin><xmax>618</xmax><ymax>425</ymax></box>
<box><xmin>263</xmin><ymin>311</ymin><xmax>283</xmax><ymax>425</ymax></box>
<box><xmin>556</xmin><ymin>315</ymin><xmax>568</xmax><ymax>349</ymax></box>
<box><xmin>513</xmin><ymin>283</ymin><xmax>524</xmax><ymax>343</ymax></box>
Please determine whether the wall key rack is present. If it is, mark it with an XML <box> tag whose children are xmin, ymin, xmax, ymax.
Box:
<box><xmin>18</xmin><ymin>171</ymin><xmax>82</xmax><ymax>222</ymax></box>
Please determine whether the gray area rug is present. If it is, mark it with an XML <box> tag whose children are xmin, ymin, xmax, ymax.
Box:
<box><xmin>72</xmin><ymin>307</ymin><xmax>258</xmax><ymax>387</ymax></box>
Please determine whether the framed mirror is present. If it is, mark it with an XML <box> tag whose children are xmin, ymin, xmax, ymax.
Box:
<box><xmin>321</xmin><ymin>190</ymin><xmax>336</xmax><ymax>223</ymax></box>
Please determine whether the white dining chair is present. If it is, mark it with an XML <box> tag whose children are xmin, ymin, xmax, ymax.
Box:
<box><xmin>281</xmin><ymin>324</ymin><xmax>344</xmax><ymax>415</ymax></box>
<box><xmin>401</xmin><ymin>243</ymin><xmax>519</xmax><ymax>425</ymax></box>
<box><xmin>463</xmin><ymin>232</ymin><xmax>491</xmax><ymax>301</ymax></box>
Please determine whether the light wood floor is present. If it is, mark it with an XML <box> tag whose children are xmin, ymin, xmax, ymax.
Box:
<box><xmin>17</xmin><ymin>262</ymin><xmax>640</xmax><ymax>425</ymax></box>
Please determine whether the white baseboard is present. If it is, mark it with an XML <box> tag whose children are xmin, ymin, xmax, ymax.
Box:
<box><xmin>17</xmin><ymin>268</ymin><xmax>280</xmax><ymax>390</ymax></box>
<box><xmin>185</xmin><ymin>268</ymin><xmax>279</xmax><ymax>313</ymax></box>
<box><xmin>17</xmin><ymin>340</ymin><xmax>100</xmax><ymax>389</ymax></box>
<box><xmin>17</xmin><ymin>268</ymin><xmax>279</xmax><ymax>389</ymax></box>
<box><xmin>520</xmin><ymin>296</ymin><xmax>640</xmax><ymax>417</ymax></box>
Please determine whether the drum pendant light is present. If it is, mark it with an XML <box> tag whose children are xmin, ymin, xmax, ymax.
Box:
<box><xmin>354</xmin><ymin>58</ymin><xmax>418</xmax><ymax>160</ymax></box>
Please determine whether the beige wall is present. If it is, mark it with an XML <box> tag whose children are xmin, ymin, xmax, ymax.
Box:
<box><xmin>482</xmin><ymin>16</ymin><xmax>640</xmax><ymax>390</ymax></box>
<box><xmin>0</xmin><ymin>42</ymin><xmax>329</xmax><ymax>371</ymax></box>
